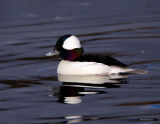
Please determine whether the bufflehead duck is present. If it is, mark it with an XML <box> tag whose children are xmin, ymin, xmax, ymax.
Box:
<box><xmin>46</xmin><ymin>35</ymin><xmax>141</xmax><ymax>75</ymax></box>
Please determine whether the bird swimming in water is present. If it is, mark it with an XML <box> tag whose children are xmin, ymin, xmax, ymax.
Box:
<box><xmin>46</xmin><ymin>34</ymin><xmax>147</xmax><ymax>75</ymax></box>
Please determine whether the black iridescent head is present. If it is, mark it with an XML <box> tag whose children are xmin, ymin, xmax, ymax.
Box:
<box><xmin>54</xmin><ymin>34</ymin><xmax>72</xmax><ymax>52</ymax></box>
<box><xmin>54</xmin><ymin>35</ymin><xmax>83</xmax><ymax>60</ymax></box>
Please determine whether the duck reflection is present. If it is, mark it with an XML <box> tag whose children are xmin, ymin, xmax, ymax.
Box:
<box><xmin>53</xmin><ymin>74</ymin><xmax>129</xmax><ymax>104</ymax></box>
<box><xmin>55</xmin><ymin>85</ymin><xmax>84</xmax><ymax>104</ymax></box>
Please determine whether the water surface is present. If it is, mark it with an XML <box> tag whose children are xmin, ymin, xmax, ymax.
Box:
<box><xmin>0</xmin><ymin>0</ymin><xmax>160</xmax><ymax>124</ymax></box>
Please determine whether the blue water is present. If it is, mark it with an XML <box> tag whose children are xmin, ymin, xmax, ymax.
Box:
<box><xmin>0</xmin><ymin>0</ymin><xmax>160</xmax><ymax>123</ymax></box>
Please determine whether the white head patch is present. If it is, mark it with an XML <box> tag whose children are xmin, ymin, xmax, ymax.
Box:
<box><xmin>62</xmin><ymin>35</ymin><xmax>81</xmax><ymax>50</ymax></box>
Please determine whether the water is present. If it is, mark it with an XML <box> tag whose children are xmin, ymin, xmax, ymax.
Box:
<box><xmin>0</xmin><ymin>0</ymin><xmax>160</xmax><ymax>123</ymax></box>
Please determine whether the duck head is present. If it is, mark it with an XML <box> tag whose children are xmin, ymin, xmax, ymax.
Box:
<box><xmin>46</xmin><ymin>35</ymin><xmax>84</xmax><ymax>60</ymax></box>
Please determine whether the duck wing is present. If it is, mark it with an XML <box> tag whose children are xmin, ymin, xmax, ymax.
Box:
<box><xmin>73</xmin><ymin>54</ymin><xmax>127</xmax><ymax>67</ymax></box>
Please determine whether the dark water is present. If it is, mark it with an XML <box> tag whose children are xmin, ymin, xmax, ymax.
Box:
<box><xmin>0</xmin><ymin>0</ymin><xmax>160</xmax><ymax>123</ymax></box>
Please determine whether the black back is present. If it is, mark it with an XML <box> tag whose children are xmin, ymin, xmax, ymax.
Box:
<box><xmin>73</xmin><ymin>54</ymin><xmax>127</xmax><ymax>67</ymax></box>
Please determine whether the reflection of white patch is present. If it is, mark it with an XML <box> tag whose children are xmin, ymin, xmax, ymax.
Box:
<box><xmin>63</xmin><ymin>35</ymin><xmax>81</xmax><ymax>50</ymax></box>
<box><xmin>64</xmin><ymin>96</ymin><xmax>82</xmax><ymax>104</ymax></box>
<box><xmin>79</xmin><ymin>92</ymin><xmax>98</xmax><ymax>95</ymax></box>
<box><xmin>65</xmin><ymin>116</ymin><xmax>82</xmax><ymax>119</ymax></box>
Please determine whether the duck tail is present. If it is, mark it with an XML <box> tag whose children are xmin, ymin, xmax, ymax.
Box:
<box><xmin>127</xmin><ymin>69</ymin><xmax>148</xmax><ymax>75</ymax></box>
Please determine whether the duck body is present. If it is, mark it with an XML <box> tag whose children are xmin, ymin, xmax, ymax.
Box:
<box><xmin>46</xmin><ymin>35</ymin><xmax>134</xmax><ymax>75</ymax></box>
<box><xmin>57</xmin><ymin>55</ymin><xmax>132</xmax><ymax>75</ymax></box>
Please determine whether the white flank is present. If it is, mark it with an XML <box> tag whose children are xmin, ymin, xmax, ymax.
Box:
<box><xmin>108</xmin><ymin>66</ymin><xmax>133</xmax><ymax>74</ymax></box>
<box><xmin>57</xmin><ymin>60</ymin><xmax>144</xmax><ymax>75</ymax></box>
<box><xmin>57</xmin><ymin>60</ymin><xmax>111</xmax><ymax>75</ymax></box>
<box><xmin>62</xmin><ymin>35</ymin><xmax>81</xmax><ymax>50</ymax></box>
<box><xmin>58</xmin><ymin>74</ymin><xmax>129</xmax><ymax>84</ymax></box>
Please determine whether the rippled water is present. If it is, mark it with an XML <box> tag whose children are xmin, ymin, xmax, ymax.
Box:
<box><xmin>0</xmin><ymin>0</ymin><xmax>160</xmax><ymax>124</ymax></box>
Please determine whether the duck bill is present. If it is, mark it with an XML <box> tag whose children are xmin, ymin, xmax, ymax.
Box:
<box><xmin>46</xmin><ymin>50</ymin><xmax>59</xmax><ymax>56</ymax></box>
